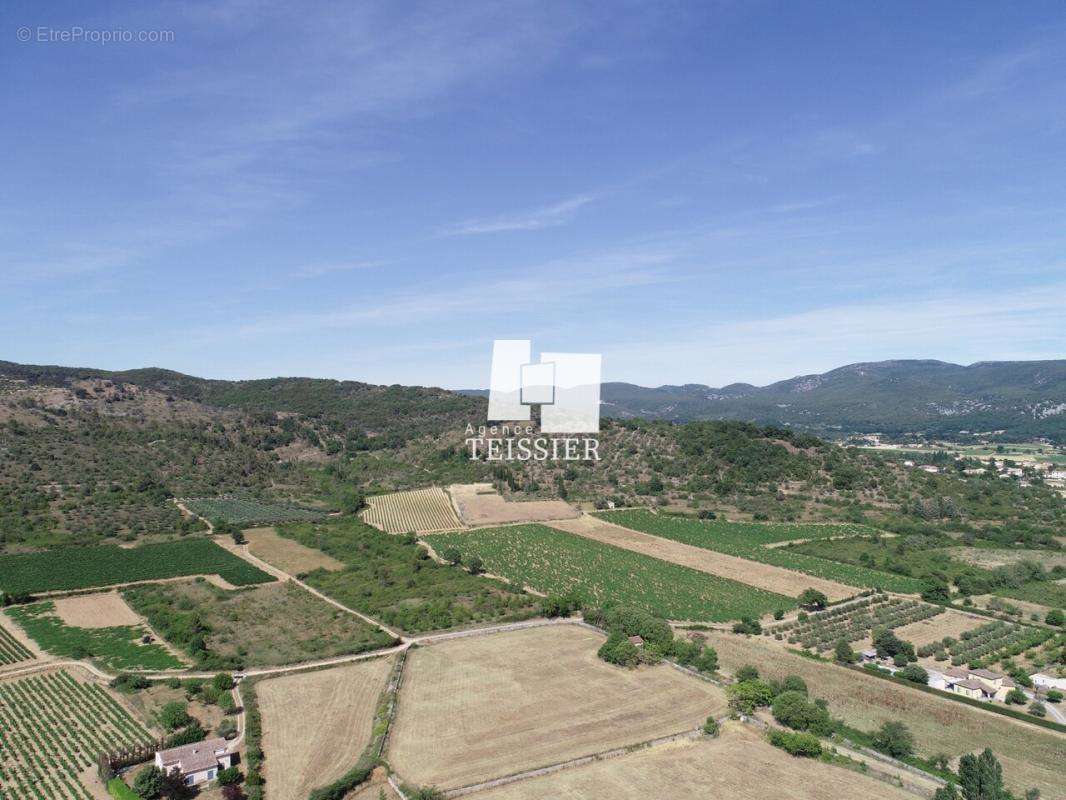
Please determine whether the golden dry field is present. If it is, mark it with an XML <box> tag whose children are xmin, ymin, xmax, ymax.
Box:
<box><xmin>258</xmin><ymin>656</ymin><xmax>393</xmax><ymax>800</ymax></box>
<box><xmin>449</xmin><ymin>483</ymin><xmax>580</xmax><ymax>526</ymax></box>
<box><xmin>470</xmin><ymin>722</ymin><xmax>921</xmax><ymax>800</ymax></box>
<box><xmin>52</xmin><ymin>591</ymin><xmax>145</xmax><ymax>629</ymax></box>
<box><xmin>244</xmin><ymin>526</ymin><xmax>345</xmax><ymax>573</ymax></box>
<box><xmin>388</xmin><ymin>625</ymin><xmax>726</xmax><ymax>790</ymax></box>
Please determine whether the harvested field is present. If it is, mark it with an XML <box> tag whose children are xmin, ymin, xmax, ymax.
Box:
<box><xmin>891</xmin><ymin>608</ymin><xmax>987</xmax><ymax>649</ymax></box>
<box><xmin>52</xmin><ymin>591</ymin><xmax>144</xmax><ymax>629</ymax></box>
<box><xmin>450</xmin><ymin>483</ymin><xmax>580</xmax><ymax>526</ymax></box>
<box><xmin>363</xmin><ymin>487</ymin><xmax>463</xmax><ymax>533</ymax></box>
<box><xmin>389</xmin><ymin>625</ymin><xmax>726</xmax><ymax>790</ymax></box>
<box><xmin>258</xmin><ymin>656</ymin><xmax>393</xmax><ymax>800</ymax></box>
<box><xmin>471</xmin><ymin>722</ymin><xmax>918</xmax><ymax>800</ymax></box>
<box><xmin>244</xmin><ymin>526</ymin><xmax>344</xmax><ymax>573</ymax></box>
<box><xmin>703</xmin><ymin>632</ymin><xmax>1066</xmax><ymax>798</ymax></box>
<box><xmin>549</xmin><ymin>515</ymin><xmax>854</xmax><ymax>601</ymax></box>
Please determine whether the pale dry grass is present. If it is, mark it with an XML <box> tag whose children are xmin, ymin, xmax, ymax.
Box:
<box><xmin>362</xmin><ymin>487</ymin><xmax>462</xmax><ymax>533</ymax></box>
<box><xmin>258</xmin><ymin>656</ymin><xmax>393</xmax><ymax>800</ymax></box>
<box><xmin>549</xmin><ymin>515</ymin><xmax>854</xmax><ymax>601</ymax></box>
<box><xmin>449</xmin><ymin>483</ymin><xmax>580</xmax><ymax>527</ymax></box>
<box><xmin>389</xmin><ymin>625</ymin><xmax>726</xmax><ymax>790</ymax></box>
<box><xmin>891</xmin><ymin>608</ymin><xmax>987</xmax><ymax>648</ymax></box>
<box><xmin>244</xmin><ymin>527</ymin><xmax>344</xmax><ymax>573</ymax></box>
<box><xmin>472</xmin><ymin>722</ymin><xmax>919</xmax><ymax>800</ymax></box>
<box><xmin>703</xmin><ymin>632</ymin><xmax>1065</xmax><ymax>798</ymax></box>
<box><xmin>950</xmin><ymin>548</ymin><xmax>1066</xmax><ymax>570</ymax></box>
<box><xmin>52</xmin><ymin>591</ymin><xmax>144</xmax><ymax>629</ymax></box>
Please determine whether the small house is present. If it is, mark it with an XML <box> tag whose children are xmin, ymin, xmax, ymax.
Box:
<box><xmin>859</xmin><ymin>649</ymin><xmax>879</xmax><ymax>664</ymax></box>
<box><xmin>155</xmin><ymin>738</ymin><xmax>232</xmax><ymax>786</ymax></box>
<box><xmin>628</xmin><ymin>635</ymin><xmax>644</xmax><ymax>647</ymax></box>
<box><xmin>952</xmin><ymin>679</ymin><xmax>991</xmax><ymax>700</ymax></box>
<box><xmin>1031</xmin><ymin>673</ymin><xmax>1066</xmax><ymax>692</ymax></box>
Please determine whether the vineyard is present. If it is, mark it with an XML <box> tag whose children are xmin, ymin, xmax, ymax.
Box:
<box><xmin>425</xmin><ymin>524</ymin><xmax>793</xmax><ymax>621</ymax></box>
<box><xmin>181</xmin><ymin>497</ymin><xmax>326</xmax><ymax>526</ymax></box>
<box><xmin>769</xmin><ymin>594</ymin><xmax>942</xmax><ymax>653</ymax></box>
<box><xmin>0</xmin><ymin>539</ymin><xmax>274</xmax><ymax>595</ymax></box>
<box><xmin>595</xmin><ymin>510</ymin><xmax>925</xmax><ymax>593</ymax></box>
<box><xmin>5</xmin><ymin>603</ymin><xmax>184</xmax><ymax>671</ymax></box>
<box><xmin>362</xmin><ymin>487</ymin><xmax>462</xmax><ymax>533</ymax></box>
<box><xmin>0</xmin><ymin>670</ymin><xmax>153</xmax><ymax>800</ymax></box>
<box><xmin>916</xmin><ymin>621</ymin><xmax>1056</xmax><ymax>667</ymax></box>
<box><xmin>0</xmin><ymin>627</ymin><xmax>33</xmax><ymax>668</ymax></box>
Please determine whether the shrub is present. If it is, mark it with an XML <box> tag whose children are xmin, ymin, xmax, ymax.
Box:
<box><xmin>735</xmin><ymin>665</ymin><xmax>760</xmax><ymax>682</ymax></box>
<box><xmin>872</xmin><ymin>721</ymin><xmax>915</xmax><ymax>759</ymax></box>
<box><xmin>1028</xmin><ymin>701</ymin><xmax>1046</xmax><ymax>717</ymax></box>
<box><xmin>900</xmin><ymin>664</ymin><xmax>929</xmax><ymax>685</ymax></box>
<box><xmin>768</xmin><ymin>729</ymin><xmax>822</xmax><ymax>757</ymax></box>
<box><xmin>597</xmin><ymin>631</ymin><xmax>639</xmax><ymax>667</ymax></box>
<box><xmin>702</xmin><ymin>716</ymin><xmax>720</xmax><ymax>736</ymax></box>
<box><xmin>1005</xmin><ymin>688</ymin><xmax>1027</xmax><ymax>705</ymax></box>
<box><xmin>771</xmin><ymin>691</ymin><xmax>833</xmax><ymax>736</ymax></box>
<box><xmin>727</xmin><ymin>680</ymin><xmax>775</xmax><ymax>714</ymax></box>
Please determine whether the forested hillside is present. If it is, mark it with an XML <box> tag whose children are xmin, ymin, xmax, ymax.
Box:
<box><xmin>1</xmin><ymin>360</ymin><xmax>1063</xmax><ymax>554</ymax></box>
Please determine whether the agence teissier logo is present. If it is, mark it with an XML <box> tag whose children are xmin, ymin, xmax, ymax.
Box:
<box><xmin>466</xmin><ymin>340</ymin><xmax>601</xmax><ymax>461</ymax></box>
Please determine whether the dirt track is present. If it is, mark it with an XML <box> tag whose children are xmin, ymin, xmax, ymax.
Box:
<box><xmin>548</xmin><ymin>515</ymin><xmax>855</xmax><ymax>602</ymax></box>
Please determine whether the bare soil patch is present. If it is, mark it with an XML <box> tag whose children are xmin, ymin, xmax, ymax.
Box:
<box><xmin>703</xmin><ymin>632</ymin><xmax>1065</xmax><ymax>798</ymax></box>
<box><xmin>52</xmin><ymin>591</ymin><xmax>145</xmax><ymax>629</ymax></box>
<box><xmin>258</xmin><ymin>656</ymin><xmax>393</xmax><ymax>800</ymax></box>
<box><xmin>244</xmin><ymin>527</ymin><xmax>344</xmax><ymax>573</ymax></box>
<box><xmin>449</xmin><ymin>483</ymin><xmax>580</xmax><ymax>527</ymax></box>
<box><xmin>389</xmin><ymin>625</ymin><xmax>726</xmax><ymax>790</ymax></box>
<box><xmin>471</xmin><ymin>722</ymin><xmax>918</xmax><ymax>800</ymax></box>
<box><xmin>549</xmin><ymin>515</ymin><xmax>854</xmax><ymax>602</ymax></box>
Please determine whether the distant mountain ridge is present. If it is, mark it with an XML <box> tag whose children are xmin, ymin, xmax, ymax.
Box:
<box><xmin>597</xmin><ymin>359</ymin><xmax>1066</xmax><ymax>439</ymax></box>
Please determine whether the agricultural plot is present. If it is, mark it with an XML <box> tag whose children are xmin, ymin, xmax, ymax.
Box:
<box><xmin>770</xmin><ymin>594</ymin><xmax>942</xmax><ymax>654</ymax></box>
<box><xmin>426</xmin><ymin>525</ymin><xmax>792</xmax><ymax>621</ymax></box>
<box><xmin>258</xmin><ymin>656</ymin><xmax>393</xmax><ymax>800</ymax></box>
<box><xmin>388</xmin><ymin>625</ymin><xmax>727</xmax><ymax>790</ymax></box>
<box><xmin>891</xmin><ymin>609</ymin><xmax>987</xmax><ymax>650</ymax></box>
<box><xmin>596</xmin><ymin>510</ymin><xmax>925</xmax><ymax>593</ymax></box>
<box><xmin>0</xmin><ymin>670</ymin><xmax>154</xmax><ymax>800</ymax></box>
<box><xmin>0</xmin><ymin>539</ymin><xmax>274</xmax><ymax>595</ymax></box>
<box><xmin>549</xmin><ymin>515</ymin><xmax>854</xmax><ymax>601</ymax></box>
<box><xmin>449</xmin><ymin>483</ymin><xmax>580</xmax><ymax>526</ymax></box>
<box><xmin>123</xmin><ymin>580</ymin><xmax>395</xmax><ymax>669</ymax></box>
<box><xmin>471</xmin><ymin>721</ymin><xmax>919</xmax><ymax>800</ymax></box>
<box><xmin>243</xmin><ymin>527</ymin><xmax>344</xmax><ymax>574</ymax></box>
<box><xmin>948</xmin><ymin>548</ymin><xmax>1066</xmax><ymax>571</ymax></box>
<box><xmin>703</xmin><ymin>631</ymin><xmax>1066</xmax><ymax>799</ymax></box>
<box><xmin>362</xmin><ymin>487</ymin><xmax>462</xmax><ymax>533</ymax></box>
<box><xmin>281</xmin><ymin>518</ymin><xmax>540</xmax><ymax>634</ymax></box>
<box><xmin>5</xmin><ymin>601</ymin><xmax>185</xmax><ymax>671</ymax></box>
<box><xmin>182</xmin><ymin>496</ymin><xmax>326</xmax><ymax>526</ymax></box>
<box><xmin>916</xmin><ymin>620</ymin><xmax>1056</xmax><ymax>667</ymax></box>
<box><xmin>0</xmin><ymin>624</ymin><xmax>33</xmax><ymax>667</ymax></box>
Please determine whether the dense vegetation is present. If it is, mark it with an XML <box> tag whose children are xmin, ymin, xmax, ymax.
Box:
<box><xmin>123</xmin><ymin>579</ymin><xmax>395</xmax><ymax>669</ymax></box>
<box><xmin>0</xmin><ymin>539</ymin><xmax>273</xmax><ymax>594</ymax></box>
<box><xmin>427</xmin><ymin>524</ymin><xmax>794</xmax><ymax>621</ymax></box>
<box><xmin>278</xmin><ymin>518</ymin><xmax>541</xmax><ymax>633</ymax></box>
<box><xmin>181</xmin><ymin>497</ymin><xmax>326</xmax><ymax>526</ymax></box>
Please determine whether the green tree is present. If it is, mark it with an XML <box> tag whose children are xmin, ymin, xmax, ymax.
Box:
<box><xmin>958</xmin><ymin>749</ymin><xmax>1005</xmax><ymax>800</ymax></box>
<box><xmin>701</xmin><ymin>716</ymin><xmax>720</xmax><ymax>736</ymax></box>
<box><xmin>159</xmin><ymin>701</ymin><xmax>193</xmax><ymax>732</ymax></box>
<box><xmin>933</xmin><ymin>786</ymin><xmax>960</xmax><ymax>800</ymax></box>
<box><xmin>1004</xmin><ymin>688</ymin><xmax>1027</xmax><ymax>705</ymax></box>
<box><xmin>771</xmin><ymin>690</ymin><xmax>833</xmax><ymax>735</ymax></box>
<box><xmin>872</xmin><ymin>720</ymin><xmax>915</xmax><ymax>759</ymax></box>
<box><xmin>798</xmin><ymin>588</ymin><xmax>828</xmax><ymax>610</ymax></box>
<box><xmin>727</xmin><ymin>680</ymin><xmax>775</xmax><ymax>714</ymax></box>
<box><xmin>132</xmin><ymin>766</ymin><xmax>166</xmax><ymax>800</ymax></box>
<box><xmin>834</xmin><ymin>638</ymin><xmax>856</xmax><ymax>664</ymax></box>
<box><xmin>900</xmin><ymin>664</ymin><xmax>929</xmax><ymax>685</ymax></box>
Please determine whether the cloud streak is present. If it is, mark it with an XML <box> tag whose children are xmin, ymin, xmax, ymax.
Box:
<box><xmin>438</xmin><ymin>194</ymin><xmax>598</xmax><ymax>236</ymax></box>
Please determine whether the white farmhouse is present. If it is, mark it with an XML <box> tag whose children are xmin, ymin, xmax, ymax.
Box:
<box><xmin>155</xmin><ymin>738</ymin><xmax>233</xmax><ymax>786</ymax></box>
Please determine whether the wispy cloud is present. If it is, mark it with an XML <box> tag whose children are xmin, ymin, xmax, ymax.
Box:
<box><xmin>438</xmin><ymin>193</ymin><xmax>598</xmax><ymax>236</ymax></box>
<box><xmin>289</xmin><ymin>260</ymin><xmax>384</xmax><ymax>280</ymax></box>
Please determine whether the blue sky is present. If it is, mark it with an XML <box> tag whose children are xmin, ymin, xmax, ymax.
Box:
<box><xmin>2</xmin><ymin>1</ymin><xmax>1064</xmax><ymax>389</ymax></box>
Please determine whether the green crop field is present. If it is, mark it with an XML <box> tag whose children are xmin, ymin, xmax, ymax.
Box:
<box><xmin>5</xmin><ymin>602</ymin><xmax>185</xmax><ymax>671</ymax></box>
<box><xmin>0</xmin><ymin>539</ymin><xmax>274</xmax><ymax>595</ymax></box>
<box><xmin>426</xmin><ymin>524</ymin><xmax>793</xmax><ymax>621</ymax></box>
<box><xmin>0</xmin><ymin>670</ymin><xmax>153</xmax><ymax>800</ymax></box>
<box><xmin>595</xmin><ymin>510</ymin><xmax>926</xmax><ymax>593</ymax></box>
<box><xmin>0</xmin><ymin>624</ymin><xmax>33</xmax><ymax>666</ymax></box>
<box><xmin>182</xmin><ymin>497</ymin><xmax>326</xmax><ymax>526</ymax></box>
